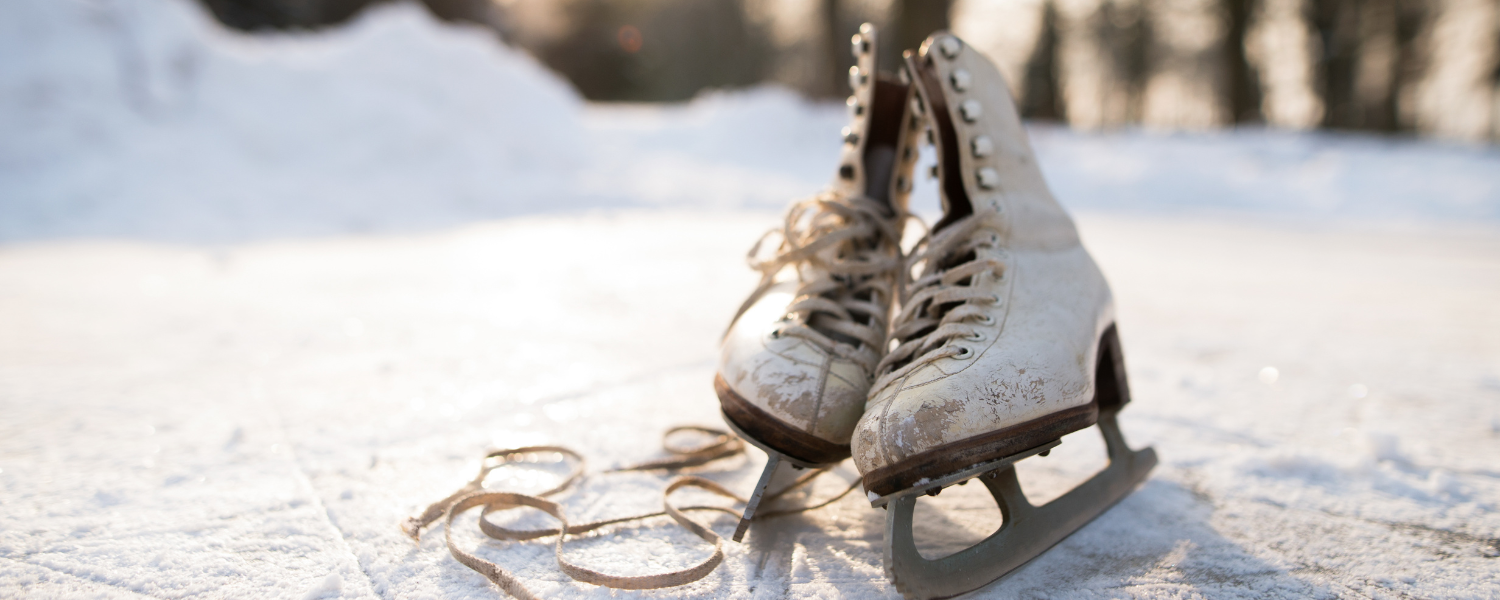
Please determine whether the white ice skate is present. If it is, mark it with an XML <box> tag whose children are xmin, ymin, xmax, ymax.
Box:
<box><xmin>716</xmin><ymin>24</ymin><xmax>923</xmax><ymax>542</ymax></box>
<box><xmin>851</xmin><ymin>33</ymin><xmax>1157</xmax><ymax>599</ymax></box>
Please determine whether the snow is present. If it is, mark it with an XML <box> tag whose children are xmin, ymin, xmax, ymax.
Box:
<box><xmin>2</xmin><ymin>1</ymin><xmax>1499</xmax><ymax>599</ymax></box>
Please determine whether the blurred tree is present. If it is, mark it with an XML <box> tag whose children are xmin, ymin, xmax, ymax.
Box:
<box><xmin>197</xmin><ymin>0</ymin><xmax>769</xmax><ymax>101</ymax></box>
<box><xmin>1345</xmin><ymin>0</ymin><xmax>1402</xmax><ymax>131</ymax></box>
<box><xmin>1141</xmin><ymin>0</ymin><xmax>1231</xmax><ymax>129</ymax></box>
<box><xmin>951</xmin><ymin>0</ymin><xmax>1069</xmax><ymax>122</ymax></box>
<box><xmin>1054</xmin><ymin>0</ymin><xmax>1150</xmax><ymax>128</ymax></box>
<box><xmin>952</xmin><ymin>0</ymin><xmax>1050</xmax><ymax>104</ymax></box>
<box><xmin>482</xmin><ymin>0</ymin><xmax>772</xmax><ymax>101</ymax></box>
<box><xmin>1222</xmin><ymin>0</ymin><xmax>1262</xmax><ymax>123</ymax></box>
<box><xmin>893</xmin><ymin>0</ymin><xmax>954</xmax><ymax>64</ymax></box>
<box><xmin>748</xmin><ymin>0</ymin><xmax>944</xmax><ymax>100</ymax></box>
<box><xmin>1247</xmin><ymin>0</ymin><xmax>1322</xmax><ymax>128</ymax></box>
<box><xmin>1313</xmin><ymin>0</ymin><xmax>1362</xmax><ymax>129</ymax></box>
<box><xmin>1021</xmin><ymin>1</ymin><xmax>1067</xmax><ymax>120</ymax></box>
<box><xmin>421</xmin><ymin>0</ymin><xmax>503</xmax><ymax>29</ymax></box>
<box><xmin>514</xmin><ymin>0</ymin><xmax>635</xmax><ymax>100</ymax></box>
<box><xmin>198</xmin><ymin>0</ymin><xmax>372</xmax><ymax>28</ymax></box>
<box><xmin>193</xmin><ymin>0</ymin><xmax>1497</xmax><ymax>140</ymax></box>
<box><xmin>742</xmin><ymin>0</ymin><xmax>830</xmax><ymax>96</ymax></box>
<box><xmin>1405</xmin><ymin>0</ymin><xmax>1497</xmax><ymax>141</ymax></box>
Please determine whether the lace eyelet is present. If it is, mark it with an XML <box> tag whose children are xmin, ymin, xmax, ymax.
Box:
<box><xmin>952</xmin><ymin>346</ymin><xmax>972</xmax><ymax>359</ymax></box>
<box><xmin>967</xmin><ymin>331</ymin><xmax>985</xmax><ymax>342</ymax></box>
<box><xmin>976</xmin><ymin>314</ymin><xmax>995</xmax><ymax>325</ymax></box>
<box><xmin>989</xmin><ymin>295</ymin><xmax>1001</xmax><ymax>304</ymax></box>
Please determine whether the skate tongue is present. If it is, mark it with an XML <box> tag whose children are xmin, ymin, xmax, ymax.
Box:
<box><xmin>861</xmin><ymin>78</ymin><xmax>910</xmax><ymax>214</ymax></box>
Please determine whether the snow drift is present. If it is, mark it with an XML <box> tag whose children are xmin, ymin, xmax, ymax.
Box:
<box><xmin>0</xmin><ymin>0</ymin><xmax>584</xmax><ymax>241</ymax></box>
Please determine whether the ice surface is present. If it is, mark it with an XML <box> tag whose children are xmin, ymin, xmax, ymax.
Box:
<box><xmin>2</xmin><ymin>1</ymin><xmax>1499</xmax><ymax>599</ymax></box>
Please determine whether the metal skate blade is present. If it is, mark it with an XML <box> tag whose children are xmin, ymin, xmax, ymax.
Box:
<box><xmin>733</xmin><ymin>453</ymin><xmax>804</xmax><ymax>542</ymax></box>
<box><xmin>868</xmin><ymin>439</ymin><xmax>1060</xmax><ymax>508</ymax></box>
<box><xmin>882</xmin><ymin>412</ymin><xmax>1157</xmax><ymax>599</ymax></box>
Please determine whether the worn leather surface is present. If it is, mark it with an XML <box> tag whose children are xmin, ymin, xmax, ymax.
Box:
<box><xmin>720</xmin><ymin>282</ymin><xmax>872</xmax><ymax>445</ymax></box>
<box><xmin>852</xmin><ymin>32</ymin><xmax>1116</xmax><ymax>476</ymax></box>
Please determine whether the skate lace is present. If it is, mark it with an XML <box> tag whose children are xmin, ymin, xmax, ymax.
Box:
<box><xmin>403</xmin><ymin>426</ymin><xmax>860</xmax><ymax>598</ymax></box>
<box><xmin>733</xmin><ymin>192</ymin><xmax>907</xmax><ymax>374</ymax></box>
<box><xmin>873</xmin><ymin>215</ymin><xmax>1005</xmax><ymax>393</ymax></box>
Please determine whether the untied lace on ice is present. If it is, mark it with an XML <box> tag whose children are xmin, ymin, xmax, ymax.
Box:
<box><xmin>402</xmin><ymin>426</ymin><xmax>861</xmax><ymax>599</ymax></box>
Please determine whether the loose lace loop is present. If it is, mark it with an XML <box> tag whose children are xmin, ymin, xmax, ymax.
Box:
<box><xmin>405</xmin><ymin>426</ymin><xmax>861</xmax><ymax>598</ymax></box>
<box><xmin>608</xmin><ymin>426</ymin><xmax>745</xmax><ymax>473</ymax></box>
<box><xmin>730</xmin><ymin>192</ymin><xmax>910</xmax><ymax>374</ymax></box>
<box><xmin>401</xmin><ymin>446</ymin><xmax>585</xmax><ymax>540</ymax></box>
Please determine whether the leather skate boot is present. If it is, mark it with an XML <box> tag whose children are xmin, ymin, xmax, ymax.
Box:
<box><xmin>853</xmin><ymin>33</ymin><xmax>1155</xmax><ymax>599</ymax></box>
<box><xmin>716</xmin><ymin>23</ymin><xmax>923</xmax><ymax>542</ymax></box>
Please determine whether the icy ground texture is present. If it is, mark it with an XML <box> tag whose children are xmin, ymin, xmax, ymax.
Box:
<box><xmin>3</xmin><ymin>214</ymin><xmax>1499</xmax><ymax>599</ymax></box>
<box><xmin>2</xmin><ymin>1</ymin><xmax>1500</xmax><ymax>599</ymax></box>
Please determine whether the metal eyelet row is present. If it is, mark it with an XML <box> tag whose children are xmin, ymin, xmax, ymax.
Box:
<box><xmin>844</xmin><ymin>30</ymin><xmax>874</xmax><ymax>150</ymax></box>
<box><xmin>933</xmin><ymin>35</ymin><xmax>1009</xmax><ymax>346</ymax></box>
<box><xmin>842</xmin><ymin>31</ymin><xmax>874</xmax><ymax>169</ymax></box>
<box><xmin>852</xmin><ymin>26</ymin><xmax>873</xmax><ymax>56</ymax></box>
<box><xmin>934</xmin><ymin>35</ymin><xmax>1000</xmax><ymax>192</ymax></box>
<box><xmin>849</xmin><ymin>66</ymin><xmax>868</xmax><ymax>90</ymax></box>
<box><xmin>950</xmin><ymin>69</ymin><xmax>972</xmax><ymax>92</ymax></box>
<box><xmin>896</xmin><ymin>76</ymin><xmax>922</xmax><ymax>195</ymax></box>
<box><xmin>846</xmin><ymin>27</ymin><xmax>922</xmax><ymax>200</ymax></box>
<box><xmin>938</xmin><ymin>36</ymin><xmax>962</xmax><ymax>59</ymax></box>
<box><xmin>959</xmin><ymin>99</ymin><xmax>982</xmax><ymax>122</ymax></box>
<box><xmin>844</xmin><ymin>68</ymin><xmax>864</xmax><ymax>148</ymax></box>
<box><xmin>842</xmin><ymin>127</ymin><xmax>860</xmax><ymax>145</ymax></box>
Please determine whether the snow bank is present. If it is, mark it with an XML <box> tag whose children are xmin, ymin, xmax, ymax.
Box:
<box><xmin>1031</xmin><ymin>126</ymin><xmax>1500</xmax><ymax>223</ymax></box>
<box><xmin>0</xmin><ymin>0</ymin><xmax>584</xmax><ymax>241</ymax></box>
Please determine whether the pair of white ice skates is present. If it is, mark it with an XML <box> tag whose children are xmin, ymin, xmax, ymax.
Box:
<box><xmin>716</xmin><ymin>27</ymin><xmax>1156</xmax><ymax>599</ymax></box>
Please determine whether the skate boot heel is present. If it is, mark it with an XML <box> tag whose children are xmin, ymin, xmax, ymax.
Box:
<box><xmin>881</xmin><ymin>325</ymin><xmax>1156</xmax><ymax>599</ymax></box>
<box><xmin>883</xmin><ymin>414</ymin><xmax>1156</xmax><ymax>599</ymax></box>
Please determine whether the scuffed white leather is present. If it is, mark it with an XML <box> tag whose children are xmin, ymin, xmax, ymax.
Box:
<box><xmin>720</xmin><ymin>280</ymin><xmax>871</xmax><ymax>444</ymax></box>
<box><xmin>852</xmin><ymin>33</ymin><xmax>1117</xmax><ymax>476</ymax></box>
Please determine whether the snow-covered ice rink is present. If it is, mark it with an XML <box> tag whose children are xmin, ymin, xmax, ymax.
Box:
<box><xmin>3</xmin><ymin>2</ymin><xmax>1499</xmax><ymax>598</ymax></box>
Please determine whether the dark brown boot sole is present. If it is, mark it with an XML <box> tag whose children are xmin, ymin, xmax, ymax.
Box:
<box><xmin>861</xmin><ymin>325</ymin><xmax>1130</xmax><ymax>498</ymax></box>
<box><xmin>715</xmin><ymin>373</ymin><xmax>851</xmax><ymax>465</ymax></box>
